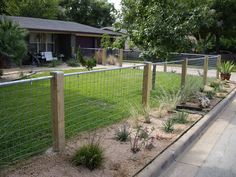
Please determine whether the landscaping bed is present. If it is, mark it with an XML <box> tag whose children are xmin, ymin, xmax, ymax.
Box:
<box><xmin>3</xmin><ymin>80</ymin><xmax>236</xmax><ymax>177</ymax></box>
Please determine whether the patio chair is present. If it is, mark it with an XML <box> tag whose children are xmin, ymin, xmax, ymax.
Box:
<box><xmin>41</xmin><ymin>52</ymin><xmax>57</xmax><ymax>61</ymax></box>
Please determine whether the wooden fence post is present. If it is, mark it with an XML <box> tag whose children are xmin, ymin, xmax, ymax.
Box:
<box><xmin>119</xmin><ymin>49</ymin><xmax>123</xmax><ymax>67</ymax></box>
<box><xmin>164</xmin><ymin>62</ymin><xmax>167</xmax><ymax>72</ymax></box>
<box><xmin>152</xmin><ymin>64</ymin><xmax>157</xmax><ymax>90</ymax></box>
<box><xmin>203</xmin><ymin>56</ymin><xmax>209</xmax><ymax>85</ymax></box>
<box><xmin>216</xmin><ymin>55</ymin><xmax>221</xmax><ymax>79</ymax></box>
<box><xmin>102</xmin><ymin>48</ymin><xmax>107</xmax><ymax>65</ymax></box>
<box><xmin>50</xmin><ymin>71</ymin><xmax>65</xmax><ymax>152</ymax></box>
<box><xmin>181</xmin><ymin>58</ymin><xmax>188</xmax><ymax>89</ymax></box>
<box><xmin>142</xmin><ymin>62</ymin><xmax>152</xmax><ymax>106</ymax></box>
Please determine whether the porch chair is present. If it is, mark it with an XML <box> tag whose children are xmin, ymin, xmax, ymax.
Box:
<box><xmin>41</xmin><ymin>52</ymin><xmax>57</xmax><ymax>61</ymax></box>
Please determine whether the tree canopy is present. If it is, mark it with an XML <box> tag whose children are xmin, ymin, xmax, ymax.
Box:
<box><xmin>61</xmin><ymin>0</ymin><xmax>116</xmax><ymax>27</ymax></box>
<box><xmin>5</xmin><ymin>0</ymin><xmax>60</xmax><ymax>19</ymax></box>
<box><xmin>121</xmin><ymin>0</ymin><xmax>213</xmax><ymax>59</ymax></box>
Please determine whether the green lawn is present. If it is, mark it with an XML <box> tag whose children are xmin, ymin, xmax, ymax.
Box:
<box><xmin>0</xmin><ymin>68</ymin><xmax>202</xmax><ymax>168</ymax></box>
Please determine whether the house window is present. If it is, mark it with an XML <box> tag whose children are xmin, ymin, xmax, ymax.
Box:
<box><xmin>29</xmin><ymin>33</ymin><xmax>55</xmax><ymax>53</ymax></box>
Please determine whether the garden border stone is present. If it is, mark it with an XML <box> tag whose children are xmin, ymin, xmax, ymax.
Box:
<box><xmin>135</xmin><ymin>87</ymin><xmax>236</xmax><ymax>177</ymax></box>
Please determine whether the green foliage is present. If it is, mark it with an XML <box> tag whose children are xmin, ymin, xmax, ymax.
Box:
<box><xmin>172</xmin><ymin>112</ymin><xmax>189</xmax><ymax>124</ymax></box>
<box><xmin>101</xmin><ymin>34</ymin><xmax>112</xmax><ymax>49</ymax></box>
<box><xmin>0</xmin><ymin>16</ymin><xmax>27</xmax><ymax>66</ymax></box>
<box><xmin>85</xmin><ymin>57</ymin><xmax>97</xmax><ymax>70</ymax></box>
<box><xmin>121</xmin><ymin>0</ymin><xmax>212</xmax><ymax>59</ymax></box>
<box><xmin>67</xmin><ymin>59</ymin><xmax>80</xmax><ymax>67</ymax></box>
<box><xmin>130</xmin><ymin>126</ymin><xmax>154</xmax><ymax>153</ymax></box>
<box><xmin>48</xmin><ymin>60</ymin><xmax>62</xmax><ymax>68</ymax></box>
<box><xmin>157</xmin><ymin>88</ymin><xmax>181</xmax><ymax>112</ymax></box>
<box><xmin>206</xmin><ymin>91</ymin><xmax>215</xmax><ymax>99</ymax></box>
<box><xmin>5</xmin><ymin>0</ymin><xmax>59</xmax><ymax>19</ymax></box>
<box><xmin>115</xmin><ymin>124</ymin><xmax>130</xmax><ymax>142</ymax></box>
<box><xmin>112</xmin><ymin>36</ymin><xmax>126</xmax><ymax>49</ymax></box>
<box><xmin>217</xmin><ymin>61</ymin><xmax>235</xmax><ymax>74</ymax></box>
<box><xmin>77</xmin><ymin>49</ymin><xmax>96</xmax><ymax>70</ymax></box>
<box><xmin>163</xmin><ymin>119</ymin><xmax>174</xmax><ymax>133</ymax></box>
<box><xmin>0</xmin><ymin>69</ymin><xmax>3</xmax><ymax>77</ymax></box>
<box><xmin>73</xmin><ymin>139</ymin><xmax>104</xmax><ymax>170</ymax></box>
<box><xmin>190</xmin><ymin>0</ymin><xmax>236</xmax><ymax>53</ymax></box>
<box><xmin>61</xmin><ymin>0</ymin><xmax>116</xmax><ymax>27</ymax></box>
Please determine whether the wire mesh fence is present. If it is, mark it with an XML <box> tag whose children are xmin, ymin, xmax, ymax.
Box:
<box><xmin>64</xmin><ymin>66</ymin><xmax>144</xmax><ymax>138</ymax></box>
<box><xmin>123</xmin><ymin>50</ymin><xmax>142</xmax><ymax>62</ymax></box>
<box><xmin>0</xmin><ymin>78</ymin><xmax>52</xmax><ymax>169</ymax></box>
<box><xmin>151</xmin><ymin>60</ymin><xmax>183</xmax><ymax>106</ymax></box>
<box><xmin>0</xmin><ymin>53</ymin><xmax>219</xmax><ymax>169</ymax></box>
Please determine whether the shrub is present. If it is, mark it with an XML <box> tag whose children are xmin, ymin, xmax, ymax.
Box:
<box><xmin>130</xmin><ymin>126</ymin><xmax>154</xmax><ymax>153</ymax></box>
<box><xmin>48</xmin><ymin>60</ymin><xmax>62</xmax><ymax>67</ymax></box>
<box><xmin>163</xmin><ymin>119</ymin><xmax>174</xmax><ymax>133</ymax></box>
<box><xmin>67</xmin><ymin>59</ymin><xmax>80</xmax><ymax>67</ymax></box>
<box><xmin>73</xmin><ymin>138</ymin><xmax>104</xmax><ymax>170</ymax></box>
<box><xmin>0</xmin><ymin>16</ymin><xmax>28</xmax><ymax>66</ymax></box>
<box><xmin>85</xmin><ymin>57</ymin><xmax>97</xmax><ymax>70</ymax></box>
<box><xmin>172</xmin><ymin>112</ymin><xmax>189</xmax><ymax>124</ymax></box>
<box><xmin>115</xmin><ymin>124</ymin><xmax>130</xmax><ymax>142</ymax></box>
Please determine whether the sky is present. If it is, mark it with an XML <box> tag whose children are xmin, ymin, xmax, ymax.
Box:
<box><xmin>108</xmin><ymin>0</ymin><xmax>121</xmax><ymax>11</ymax></box>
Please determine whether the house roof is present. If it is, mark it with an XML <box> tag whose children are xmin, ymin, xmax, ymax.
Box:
<box><xmin>101</xmin><ymin>27</ymin><xmax>127</xmax><ymax>35</ymax></box>
<box><xmin>0</xmin><ymin>15</ymin><xmax>121</xmax><ymax>36</ymax></box>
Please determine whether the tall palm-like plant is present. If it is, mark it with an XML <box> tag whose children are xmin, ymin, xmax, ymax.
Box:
<box><xmin>0</xmin><ymin>16</ymin><xmax>28</xmax><ymax>66</ymax></box>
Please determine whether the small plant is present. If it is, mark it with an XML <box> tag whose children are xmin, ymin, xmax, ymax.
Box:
<box><xmin>115</xmin><ymin>124</ymin><xmax>130</xmax><ymax>142</ymax></box>
<box><xmin>130</xmin><ymin>126</ymin><xmax>154</xmax><ymax>153</ymax></box>
<box><xmin>85</xmin><ymin>57</ymin><xmax>97</xmax><ymax>70</ymax></box>
<box><xmin>48</xmin><ymin>60</ymin><xmax>62</xmax><ymax>67</ymax></box>
<box><xmin>163</xmin><ymin>119</ymin><xmax>174</xmax><ymax>133</ymax></box>
<box><xmin>217</xmin><ymin>61</ymin><xmax>235</xmax><ymax>80</ymax></box>
<box><xmin>206</xmin><ymin>91</ymin><xmax>215</xmax><ymax>99</ymax></box>
<box><xmin>73</xmin><ymin>134</ymin><xmax>103</xmax><ymax>170</ymax></box>
<box><xmin>67</xmin><ymin>58</ymin><xmax>80</xmax><ymax>67</ymax></box>
<box><xmin>172</xmin><ymin>112</ymin><xmax>189</xmax><ymax>124</ymax></box>
<box><xmin>210</xmin><ymin>80</ymin><xmax>223</xmax><ymax>92</ymax></box>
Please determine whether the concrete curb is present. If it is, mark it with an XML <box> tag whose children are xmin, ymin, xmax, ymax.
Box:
<box><xmin>135</xmin><ymin>87</ymin><xmax>236</xmax><ymax>177</ymax></box>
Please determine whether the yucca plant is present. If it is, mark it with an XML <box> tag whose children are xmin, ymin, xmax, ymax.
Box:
<box><xmin>217</xmin><ymin>61</ymin><xmax>235</xmax><ymax>80</ymax></box>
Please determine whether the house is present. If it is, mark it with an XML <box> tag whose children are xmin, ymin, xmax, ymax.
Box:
<box><xmin>1</xmin><ymin>16</ymin><xmax>121</xmax><ymax>59</ymax></box>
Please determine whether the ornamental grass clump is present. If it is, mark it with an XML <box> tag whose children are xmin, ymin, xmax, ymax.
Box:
<box><xmin>73</xmin><ymin>135</ymin><xmax>104</xmax><ymax>170</ymax></box>
<box><xmin>163</xmin><ymin>119</ymin><xmax>174</xmax><ymax>133</ymax></box>
<box><xmin>172</xmin><ymin>112</ymin><xmax>189</xmax><ymax>124</ymax></box>
<box><xmin>115</xmin><ymin>124</ymin><xmax>130</xmax><ymax>142</ymax></box>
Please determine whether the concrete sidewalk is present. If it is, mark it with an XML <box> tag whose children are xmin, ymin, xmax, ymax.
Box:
<box><xmin>159</xmin><ymin>98</ymin><xmax>236</xmax><ymax>177</ymax></box>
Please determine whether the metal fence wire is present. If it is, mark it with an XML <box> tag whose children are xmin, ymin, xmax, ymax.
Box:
<box><xmin>0</xmin><ymin>54</ymin><xmax>219</xmax><ymax>169</ymax></box>
<box><xmin>64</xmin><ymin>65</ymin><xmax>144</xmax><ymax>138</ymax></box>
<box><xmin>0</xmin><ymin>78</ymin><xmax>52</xmax><ymax>169</ymax></box>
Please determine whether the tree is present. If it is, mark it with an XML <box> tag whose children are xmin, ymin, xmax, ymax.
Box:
<box><xmin>5</xmin><ymin>0</ymin><xmax>60</xmax><ymax>19</ymax></box>
<box><xmin>61</xmin><ymin>0</ymin><xmax>116</xmax><ymax>27</ymax></box>
<box><xmin>0</xmin><ymin>0</ymin><xmax>6</xmax><ymax>14</ymax></box>
<box><xmin>101</xmin><ymin>34</ymin><xmax>112</xmax><ymax>48</ymax></box>
<box><xmin>202</xmin><ymin>0</ymin><xmax>236</xmax><ymax>53</ymax></box>
<box><xmin>121</xmin><ymin>0</ymin><xmax>213</xmax><ymax>60</ymax></box>
<box><xmin>0</xmin><ymin>16</ymin><xmax>28</xmax><ymax>66</ymax></box>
